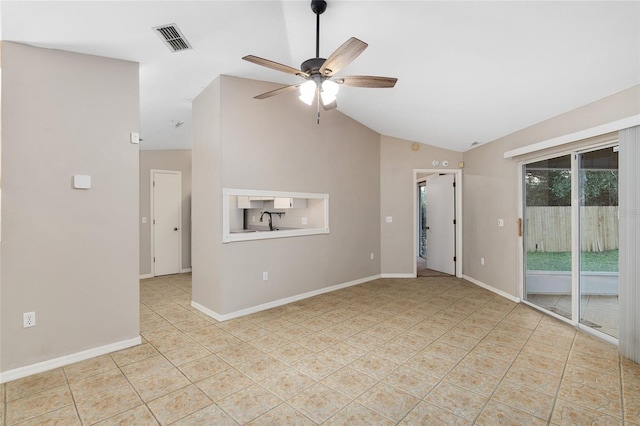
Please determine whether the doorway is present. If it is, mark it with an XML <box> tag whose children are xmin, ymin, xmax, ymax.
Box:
<box><xmin>414</xmin><ymin>169</ymin><xmax>462</xmax><ymax>277</ymax></box>
<box><xmin>151</xmin><ymin>169</ymin><xmax>182</xmax><ymax>276</ymax></box>
<box><xmin>522</xmin><ymin>144</ymin><xmax>619</xmax><ymax>340</ymax></box>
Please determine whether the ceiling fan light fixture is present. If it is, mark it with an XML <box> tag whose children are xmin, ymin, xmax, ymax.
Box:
<box><xmin>299</xmin><ymin>80</ymin><xmax>317</xmax><ymax>105</ymax></box>
<box><xmin>320</xmin><ymin>80</ymin><xmax>339</xmax><ymax>105</ymax></box>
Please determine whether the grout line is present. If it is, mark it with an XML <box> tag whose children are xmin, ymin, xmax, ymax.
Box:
<box><xmin>1</xmin><ymin>382</ymin><xmax>5</xmax><ymax>426</ymax></box>
<box><xmin>618</xmin><ymin>353</ymin><xmax>626</xmax><ymax>426</ymax></box>
<box><xmin>540</xmin><ymin>317</ymin><xmax>578</xmax><ymax>425</ymax></box>
<box><xmin>59</xmin><ymin>366</ymin><xmax>82</xmax><ymax>425</ymax></box>
<box><xmin>466</xmin><ymin>301</ymin><xmax>528</xmax><ymax>424</ymax></box>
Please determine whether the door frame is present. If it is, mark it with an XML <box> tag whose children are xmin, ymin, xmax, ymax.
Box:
<box><xmin>150</xmin><ymin>169</ymin><xmax>182</xmax><ymax>277</ymax></box>
<box><xmin>417</xmin><ymin>179</ymin><xmax>427</xmax><ymax>260</ymax></box>
<box><xmin>413</xmin><ymin>169</ymin><xmax>463</xmax><ymax>278</ymax></box>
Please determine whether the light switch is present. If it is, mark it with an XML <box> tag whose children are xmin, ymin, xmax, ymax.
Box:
<box><xmin>498</xmin><ymin>218</ymin><xmax>504</xmax><ymax>227</ymax></box>
<box><xmin>73</xmin><ymin>175</ymin><xmax>91</xmax><ymax>189</ymax></box>
<box><xmin>130</xmin><ymin>132</ymin><xmax>140</xmax><ymax>144</ymax></box>
<box><xmin>386</xmin><ymin>216</ymin><xmax>393</xmax><ymax>223</ymax></box>
<box><xmin>142</xmin><ymin>217</ymin><xmax>147</xmax><ymax>224</ymax></box>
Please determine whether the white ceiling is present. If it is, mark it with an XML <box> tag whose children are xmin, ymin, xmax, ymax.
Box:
<box><xmin>2</xmin><ymin>1</ymin><xmax>639</xmax><ymax>152</ymax></box>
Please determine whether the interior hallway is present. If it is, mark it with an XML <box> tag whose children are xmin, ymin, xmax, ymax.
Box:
<box><xmin>2</xmin><ymin>274</ymin><xmax>639</xmax><ymax>425</ymax></box>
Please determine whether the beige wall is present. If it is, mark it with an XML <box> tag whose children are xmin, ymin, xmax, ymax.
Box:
<box><xmin>380</xmin><ymin>136</ymin><xmax>463</xmax><ymax>275</ymax></box>
<box><xmin>192</xmin><ymin>77</ymin><xmax>223</xmax><ymax>313</ymax></box>
<box><xmin>193</xmin><ymin>75</ymin><xmax>381</xmax><ymax>315</ymax></box>
<box><xmin>462</xmin><ymin>85</ymin><xmax>640</xmax><ymax>297</ymax></box>
<box><xmin>139</xmin><ymin>150</ymin><xmax>192</xmax><ymax>276</ymax></box>
<box><xmin>0</xmin><ymin>42</ymin><xmax>140</xmax><ymax>372</ymax></box>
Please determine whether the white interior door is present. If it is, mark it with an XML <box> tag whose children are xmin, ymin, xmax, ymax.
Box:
<box><xmin>153</xmin><ymin>171</ymin><xmax>181</xmax><ymax>276</ymax></box>
<box><xmin>426</xmin><ymin>174</ymin><xmax>456</xmax><ymax>274</ymax></box>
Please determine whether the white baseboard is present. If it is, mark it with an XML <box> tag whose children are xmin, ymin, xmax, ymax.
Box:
<box><xmin>192</xmin><ymin>274</ymin><xmax>381</xmax><ymax>322</ymax></box>
<box><xmin>0</xmin><ymin>336</ymin><xmax>141</xmax><ymax>384</ymax></box>
<box><xmin>380</xmin><ymin>273</ymin><xmax>416</xmax><ymax>278</ymax></box>
<box><xmin>461</xmin><ymin>274</ymin><xmax>521</xmax><ymax>304</ymax></box>
<box><xmin>180</xmin><ymin>268</ymin><xmax>192</xmax><ymax>273</ymax></box>
<box><xmin>191</xmin><ymin>301</ymin><xmax>225</xmax><ymax>322</ymax></box>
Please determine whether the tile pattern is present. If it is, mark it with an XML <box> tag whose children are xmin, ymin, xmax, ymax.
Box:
<box><xmin>527</xmin><ymin>294</ymin><xmax>619</xmax><ymax>338</ymax></box>
<box><xmin>2</xmin><ymin>273</ymin><xmax>639</xmax><ymax>425</ymax></box>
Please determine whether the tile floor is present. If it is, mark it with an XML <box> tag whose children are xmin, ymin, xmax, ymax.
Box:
<box><xmin>2</xmin><ymin>273</ymin><xmax>639</xmax><ymax>425</ymax></box>
<box><xmin>526</xmin><ymin>294</ymin><xmax>619</xmax><ymax>338</ymax></box>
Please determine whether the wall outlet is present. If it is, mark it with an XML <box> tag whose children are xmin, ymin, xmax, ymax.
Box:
<box><xmin>252</xmin><ymin>216</ymin><xmax>256</xmax><ymax>222</ymax></box>
<box><xmin>481</xmin><ymin>257</ymin><xmax>485</xmax><ymax>266</ymax></box>
<box><xmin>23</xmin><ymin>312</ymin><xmax>36</xmax><ymax>328</ymax></box>
<box><xmin>142</xmin><ymin>217</ymin><xmax>147</xmax><ymax>224</ymax></box>
<box><xmin>263</xmin><ymin>272</ymin><xmax>268</xmax><ymax>281</ymax></box>
<box><xmin>301</xmin><ymin>217</ymin><xmax>308</xmax><ymax>225</ymax></box>
<box><xmin>385</xmin><ymin>216</ymin><xmax>393</xmax><ymax>223</ymax></box>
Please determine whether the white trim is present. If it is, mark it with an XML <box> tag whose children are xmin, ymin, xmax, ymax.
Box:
<box><xmin>224</xmin><ymin>188</ymin><xmax>329</xmax><ymax>199</ymax></box>
<box><xmin>521</xmin><ymin>299</ymin><xmax>618</xmax><ymax>346</ymax></box>
<box><xmin>517</xmin><ymin>164</ymin><xmax>525</xmax><ymax>301</ymax></box>
<box><xmin>522</xmin><ymin>299</ymin><xmax>575</xmax><ymax>324</ymax></box>
<box><xmin>191</xmin><ymin>301</ymin><xmax>225</xmax><ymax>322</ymax></box>
<box><xmin>413</xmin><ymin>169</ymin><xmax>463</xmax><ymax>278</ymax></box>
<box><xmin>150</xmin><ymin>169</ymin><xmax>183</xmax><ymax>276</ymax></box>
<box><xmin>222</xmin><ymin>188</ymin><xmax>330</xmax><ymax>243</ymax></box>
<box><xmin>578</xmin><ymin>322</ymin><xmax>618</xmax><ymax>345</ymax></box>
<box><xmin>192</xmin><ymin>275</ymin><xmax>380</xmax><ymax>322</ymax></box>
<box><xmin>380</xmin><ymin>273</ymin><xmax>416</xmax><ymax>278</ymax></box>
<box><xmin>180</xmin><ymin>268</ymin><xmax>192</xmax><ymax>273</ymax></box>
<box><xmin>139</xmin><ymin>273</ymin><xmax>153</xmax><ymax>279</ymax></box>
<box><xmin>503</xmin><ymin>114</ymin><xmax>640</xmax><ymax>159</ymax></box>
<box><xmin>0</xmin><ymin>336</ymin><xmax>141</xmax><ymax>384</ymax></box>
<box><xmin>571</xmin><ymin>152</ymin><xmax>581</xmax><ymax>325</ymax></box>
<box><xmin>462</xmin><ymin>274</ymin><xmax>521</xmax><ymax>304</ymax></box>
<box><xmin>224</xmin><ymin>228</ymin><xmax>330</xmax><ymax>243</ymax></box>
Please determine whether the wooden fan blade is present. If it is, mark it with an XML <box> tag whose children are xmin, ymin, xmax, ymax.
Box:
<box><xmin>254</xmin><ymin>84</ymin><xmax>301</xmax><ymax>100</ymax></box>
<box><xmin>319</xmin><ymin>37</ymin><xmax>368</xmax><ymax>76</ymax></box>
<box><xmin>334</xmin><ymin>75</ymin><xmax>398</xmax><ymax>88</ymax></box>
<box><xmin>243</xmin><ymin>55</ymin><xmax>308</xmax><ymax>77</ymax></box>
<box><xmin>322</xmin><ymin>99</ymin><xmax>337</xmax><ymax>111</ymax></box>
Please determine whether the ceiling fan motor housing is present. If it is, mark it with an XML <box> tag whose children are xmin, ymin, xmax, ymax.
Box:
<box><xmin>301</xmin><ymin>57</ymin><xmax>327</xmax><ymax>74</ymax></box>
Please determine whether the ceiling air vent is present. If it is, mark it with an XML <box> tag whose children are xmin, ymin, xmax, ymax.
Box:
<box><xmin>153</xmin><ymin>23</ymin><xmax>192</xmax><ymax>53</ymax></box>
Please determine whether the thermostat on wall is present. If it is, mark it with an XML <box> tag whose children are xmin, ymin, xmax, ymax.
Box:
<box><xmin>73</xmin><ymin>175</ymin><xmax>91</xmax><ymax>189</ymax></box>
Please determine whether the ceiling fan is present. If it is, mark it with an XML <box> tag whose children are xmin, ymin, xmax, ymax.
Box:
<box><xmin>242</xmin><ymin>0</ymin><xmax>397</xmax><ymax>117</ymax></box>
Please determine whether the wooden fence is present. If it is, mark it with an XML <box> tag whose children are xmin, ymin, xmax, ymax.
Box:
<box><xmin>525</xmin><ymin>206</ymin><xmax>618</xmax><ymax>252</ymax></box>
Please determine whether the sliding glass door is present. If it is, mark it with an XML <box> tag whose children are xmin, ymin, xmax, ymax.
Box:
<box><xmin>523</xmin><ymin>145</ymin><xmax>619</xmax><ymax>339</ymax></box>
<box><xmin>524</xmin><ymin>155</ymin><xmax>573</xmax><ymax>320</ymax></box>
<box><xmin>578</xmin><ymin>148</ymin><xmax>619</xmax><ymax>337</ymax></box>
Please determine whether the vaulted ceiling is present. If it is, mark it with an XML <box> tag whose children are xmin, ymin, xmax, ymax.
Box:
<box><xmin>2</xmin><ymin>1</ymin><xmax>638</xmax><ymax>152</ymax></box>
